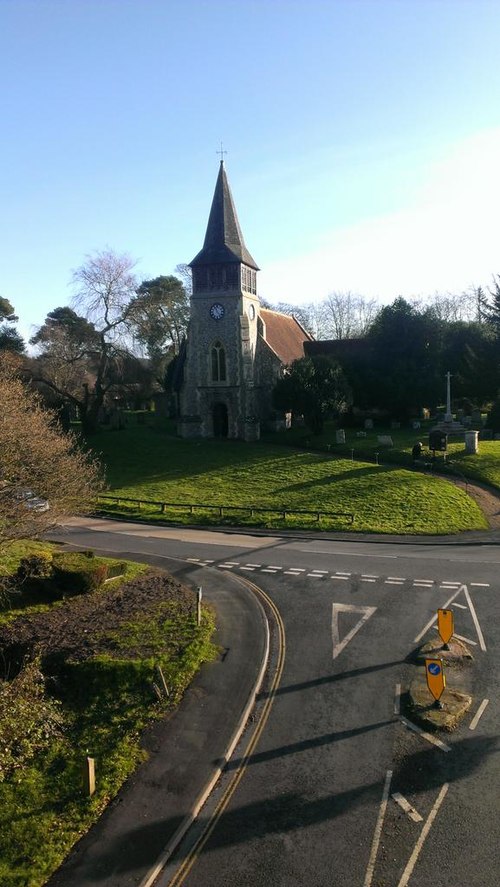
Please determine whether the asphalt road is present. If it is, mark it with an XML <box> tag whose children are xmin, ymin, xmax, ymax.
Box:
<box><xmin>52</xmin><ymin>519</ymin><xmax>499</xmax><ymax>886</ymax></box>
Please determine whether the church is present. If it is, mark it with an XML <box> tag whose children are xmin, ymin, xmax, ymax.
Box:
<box><xmin>177</xmin><ymin>161</ymin><xmax>313</xmax><ymax>441</ymax></box>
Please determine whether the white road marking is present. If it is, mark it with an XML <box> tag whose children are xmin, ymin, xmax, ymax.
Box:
<box><xmin>451</xmin><ymin>602</ymin><xmax>467</xmax><ymax>609</ymax></box>
<box><xmin>386</xmin><ymin>580</ymin><xmax>404</xmax><ymax>585</ymax></box>
<box><xmin>440</xmin><ymin>581</ymin><xmax>460</xmax><ymax>587</ymax></box>
<box><xmin>187</xmin><ymin>557</ymin><xmax>200</xmax><ymax>562</ymax></box>
<box><xmin>391</xmin><ymin>792</ymin><xmax>423</xmax><ymax>823</ymax></box>
<box><xmin>394</xmin><ymin>684</ymin><xmax>401</xmax><ymax>715</ymax></box>
<box><xmin>463</xmin><ymin>586</ymin><xmax>487</xmax><ymax>651</ymax></box>
<box><xmin>361</xmin><ymin>578</ymin><xmax>376</xmax><ymax>582</ymax></box>
<box><xmin>331</xmin><ymin>574</ymin><xmax>349</xmax><ymax>580</ymax></box>
<box><xmin>261</xmin><ymin>568</ymin><xmax>279</xmax><ymax>573</ymax></box>
<box><xmin>414</xmin><ymin>579</ymin><xmax>434</xmax><ymax>584</ymax></box>
<box><xmin>397</xmin><ymin>784</ymin><xmax>449</xmax><ymax>887</ymax></box>
<box><xmin>469</xmin><ymin>698</ymin><xmax>490</xmax><ymax>731</ymax></box>
<box><xmin>219</xmin><ymin>561</ymin><xmax>239</xmax><ymax>566</ymax></box>
<box><xmin>332</xmin><ymin>603</ymin><xmax>377</xmax><ymax>659</ymax></box>
<box><xmin>470</xmin><ymin>582</ymin><xmax>490</xmax><ymax>587</ymax></box>
<box><xmin>414</xmin><ymin>586</ymin><xmax>463</xmax><ymax>643</ymax></box>
<box><xmin>240</xmin><ymin>566</ymin><xmax>255</xmax><ymax>571</ymax></box>
<box><xmin>266</xmin><ymin>565</ymin><xmax>282</xmax><ymax>570</ymax></box>
<box><xmin>202</xmin><ymin>559</ymin><xmax>214</xmax><ymax>564</ymax></box>
<box><xmin>431</xmin><ymin>625</ymin><xmax>477</xmax><ymax>645</ymax></box>
<box><xmin>400</xmin><ymin>717</ymin><xmax>451</xmax><ymax>752</ymax></box>
<box><xmin>245</xmin><ymin>563</ymin><xmax>261</xmax><ymax>568</ymax></box>
<box><xmin>454</xmin><ymin>633</ymin><xmax>477</xmax><ymax>646</ymax></box>
<box><xmin>218</xmin><ymin>564</ymin><xmax>237</xmax><ymax>569</ymax></box>
<box><xmin>290</xmin><ymin>567</ymin><xmax>306</xmax><ymax>572</ymax></box>
<box><xmin>361</xmin><ymin>574</ymin><xmax>379</xmax><ymax>579</ymax></box>
<box><xmin>413</xmin><ymin>582</ymin><xmax>434</xmax><ymax>588</ymax></box>
<box><xmin>307</xmin><ymin>572</ymin><xmax>325</xmax><ymax>577</ymax></box>
<box><xmin>284</xmin><ymin>570</ymin><xmax>301</xmax><ymax>575</ymax></box>
<box><xmin>363</xmin><ymin>770</ymin><xmax>392</xmax><ymax>887</ymax></box>
<box><xmin>387</xmin><ymin>576</ymin><xmax>405</xmax><ymax>581</ymax></box>
<box><xmin>335</xmin><ymin>571</ymin><xmax>351</xmax><ymax>575</ymax></box>
<box><xmin>309</xmin><ymin>570</ymin><xmax>328</xmax><ymax>575</ymax></box>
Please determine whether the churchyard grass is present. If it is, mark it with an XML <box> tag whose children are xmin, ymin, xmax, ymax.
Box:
<box><xmin>91</xmin><ymin>424</ymin><xmax>488</xmax><ymax>534</ymax></box>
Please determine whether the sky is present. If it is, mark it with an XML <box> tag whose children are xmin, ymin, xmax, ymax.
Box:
<box><xmin>2</xmin><ymin>0</ymin><xmax>500</xmax><ymax>345</ymax></box>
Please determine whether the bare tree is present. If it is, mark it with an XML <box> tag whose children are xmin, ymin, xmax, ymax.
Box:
<box><xmin>31</xmin><ymin>250</ymin><xmax>140</xmax><ymax>433</ymax></box>
<box><xmin>319</xmin><ymin>291</ymin><xmax>379</xmax><ymax>339</ymax></box>
<box><xmin>0</xmin><ymin>353</ymin><xmax>103</xmax><ymax>547</ymax></box>
<box><xmin>425</xmin><ymin>290</ymin><xmax>477</xmax><ymax>323</ymax></box>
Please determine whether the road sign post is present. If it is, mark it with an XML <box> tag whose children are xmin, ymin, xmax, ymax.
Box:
<box><xmin>425</xmin><ymin>658</ymin><xmax>446</xmax><ymax>709</ymax></box>
<box><xmin>437</xmin><ymin>608</ymin><xmax>454</xmax><ymax>650</ymax></box>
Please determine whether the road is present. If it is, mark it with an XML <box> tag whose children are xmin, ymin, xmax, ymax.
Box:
<box><xmin>52</xmin><ymin>518</ymin><xmax>499</xmax><ymax>886</ymax></box>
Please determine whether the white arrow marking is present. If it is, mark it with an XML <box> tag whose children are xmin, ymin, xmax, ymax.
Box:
<box><xmin>332</xmin><ymin>603</ymin><xmax>377</xmax><ymax>659</ymax></box>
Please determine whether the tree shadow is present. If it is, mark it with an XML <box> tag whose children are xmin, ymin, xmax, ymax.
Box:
<box><xmin>257</xmin><ymin>659</ymin><xmax>406</xmax><ymax>701</ymax></box>
<box><xmin>48</xmin><ymin>734</ymin><xmax>497</xmax><ymax>883</ymax></box>
<box><xmin>273</xmin><ymin>465</ymin><xmax>394</xmax><ymax>494</ymax></box>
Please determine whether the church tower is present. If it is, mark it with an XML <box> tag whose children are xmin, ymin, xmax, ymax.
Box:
<box><xmin>178</xmin><ymin>161</ymin><xmax>262</xmax><ymax>440</ymax></box>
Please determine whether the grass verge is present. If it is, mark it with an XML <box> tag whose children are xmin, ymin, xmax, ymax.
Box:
<box><xmin>0</xmin><ymin>543</ymin><xmax>217</xmax><ymax>887</ymax></box>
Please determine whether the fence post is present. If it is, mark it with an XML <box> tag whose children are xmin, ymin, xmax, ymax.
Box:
<box><xmin>197</xmin><ymin>586</ymin><xmax>202</xmax><ymax>626</ymax></box>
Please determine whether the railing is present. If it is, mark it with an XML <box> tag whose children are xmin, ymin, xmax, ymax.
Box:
<box><xmin>96</xmin><ymin>495</ymin><xmax>354</xmax><ymax>525</ymax></box>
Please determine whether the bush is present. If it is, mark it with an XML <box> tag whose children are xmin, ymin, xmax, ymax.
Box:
<box><xmin>0</xmin><ymin>657</ymin><xmax>63</xmax><ymax>780</ymax></box>
<box><xmin>51</xmin><ymin>552</ymin><xmax>109</xmax><ymax>594</ymax></box>
<box><xmin>16</xmin><ymin>553</ymin><xmax>53</xmax><ymax>582</ymax></box>
<box><xmin>487</xmin><ymin>397</ymin><xmax>500</xmax><ymax>433</ymax></box>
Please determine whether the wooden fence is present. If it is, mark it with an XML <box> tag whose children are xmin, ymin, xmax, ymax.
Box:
<box><xmin>97</xmin><ymin>495</ymin><xmax>354</xmax><ymax>525</ymax></box>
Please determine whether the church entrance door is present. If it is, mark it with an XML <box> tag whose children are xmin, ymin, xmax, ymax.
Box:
<box><xmin>213</xmin><ymin>402</ymin><xmax>228</xmax><ymax>438</ymax></box>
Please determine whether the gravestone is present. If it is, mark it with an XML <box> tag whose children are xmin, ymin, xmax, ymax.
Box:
<box><xmin>412</xmin><ymin>420</ymin><xmax>421</xmax><ymax>430</ymax></box>
<box><xmin>464</xmin><ymin>431</ymin><xmax>479</xmax><ymax>454</ymax></box>
<box><xmin>336</xmin><ymin>429</ymin><xmax>346</xmax><ymax>444</ymax></box>
<box><xmin>377</xmin><ymin>435</ymin><xmax>393</xmax><ymax>446</ymax></box>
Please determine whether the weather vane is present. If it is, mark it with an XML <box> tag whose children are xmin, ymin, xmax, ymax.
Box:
<box><xmin>216</xmin><ymin>141</ymin><xmax>227</xmax><ymax>163</ymax></box>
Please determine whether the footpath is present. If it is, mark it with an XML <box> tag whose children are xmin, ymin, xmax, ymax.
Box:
<box><xmin>46</xmin><ymin>563</ymin><xmax>268</xmax><ymax>887</ymax></box>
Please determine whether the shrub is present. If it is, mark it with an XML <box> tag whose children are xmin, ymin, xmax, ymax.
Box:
<box><xmin>0</xmin><ymin>657</ymin><xmax>63</xmax><ymax>780</ymax></box>
<box><xmin>16</xmin><ymin>553</ymin><xmax>53</xmax><ymax>582</ymax></box>
<box><xmin>487</xmin><ymin>397</ymin><xmax>500</xmax><ymax>432</ymax></box>
<box><xmin>51</xmin><ymin>552</ymin><xmax>109</xmax><ymax>594</ymax></box>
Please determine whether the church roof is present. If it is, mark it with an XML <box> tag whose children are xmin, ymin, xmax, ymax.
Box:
<box><xmin>190</xmin><ymin>162</ymin><xmax>259</xmax><ymax>270</ymax></box>
<box><xmin>260</xmin><ymin>308</ymin><xmax>313</xmax><ymax>365</ymax></box>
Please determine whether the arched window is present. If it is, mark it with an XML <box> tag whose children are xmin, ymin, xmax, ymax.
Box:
<box><xmin>211</xmin><ymin>341</ymin><xmax>226</xmax><ymax>382</ymax></box>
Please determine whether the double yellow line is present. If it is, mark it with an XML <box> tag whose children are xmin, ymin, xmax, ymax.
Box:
<box><xmin>167</xmin><ymin>578</ymin><xmax>286</xmax><ymax>886</ymax></box>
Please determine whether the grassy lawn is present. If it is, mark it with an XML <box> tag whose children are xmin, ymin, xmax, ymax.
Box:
<box><xmin>0</xmin><ymin>542</ymin><xmax>217</xmax><ymax>887</ymax></box>
<box><xmin>91</xmin><ymin>424</ymin><xmax>488</xmax><ymax>535</ymax></box>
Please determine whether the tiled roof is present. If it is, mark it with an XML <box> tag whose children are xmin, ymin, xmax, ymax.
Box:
<box><xmin>190</xmin><ymin>162</ymin><xmax>259</xmax><ymax>269</ymax></box>
<box><xmin>260</xmin><ymin>308</ymin><xmax>313</xmax><ymax>365</ymax></box>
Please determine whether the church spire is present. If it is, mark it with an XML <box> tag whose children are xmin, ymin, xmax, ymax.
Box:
<box><xmin>190</xmin><ymin>162</ymin><xmax>259</xmax><ymax>270</ymax></box>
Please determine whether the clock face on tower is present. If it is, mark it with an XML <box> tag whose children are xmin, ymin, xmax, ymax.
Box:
<box><xmin>210</xmin><ymin>303</ymin><xmax>225</xmax><ymax>321</ymax></box>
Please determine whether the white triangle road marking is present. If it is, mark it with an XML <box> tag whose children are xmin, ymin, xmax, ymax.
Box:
<box><xmin>332</xmin><ymin>603</ymin><xmax>377</xmax><ymax>660</ymax></box>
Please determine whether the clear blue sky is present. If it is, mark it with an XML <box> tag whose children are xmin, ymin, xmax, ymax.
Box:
<box><xmin>2</xmin><ymin>0</ymin><xmax>500</xmax><ymax>343</ymax></box>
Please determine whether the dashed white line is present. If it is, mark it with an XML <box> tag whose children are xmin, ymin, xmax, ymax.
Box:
<box><xmin>284</xmin><ymin>570</ymin><xmax>301</xmax><ymax>575</ymax></box>
<box><xmin>387</xmin><ymin>576</ymin><xmax>405</xmax><ymax>581</ymax></box>
<box><xmin>336</xmin><ymin>571</ymin><xmax>351</xmax><ymax>576</ymax></box>
<box><xmin>307</xmin><ymin>572</ymin><xmax>326</xmax><ymax>578</ymax></box>
<box><xmin>362</xmin><ymin>574</ymin><xmax>379</xmax><ymax>579</ymax></box>
<box><xmin>218</xmin><ymin>564</ymin><xmax>237</xmax><ymax>569</ymax></box>
<box><xmin>470</xmin><ymin>582</ymin><xmax>490</xmax><ymax>587</ymax></box>
<box><xmin>240</xmin><ymin>566</ymin><xmax>255</xmax><ymax>571</ymax></box>
<box><xmin>394</xmin><ymin>683</ymin><xmax>401</xmax><ymax>715</ymax></box>
<box><xmin>386</xmin><ymin>580</ymin><xmax>404</xmax><ymax>585</ymax></box>
<box><xmin>391</xmin><ymin>792</ymin><xmax>423</xmax><ymax>823</ymax></box>
<box><xmin>451</xmin><ymin>602</ymin><xmax>467</xmax><ymax>609</ymax></box>
<box><xmin>261</xmin><ymin>568</ymin><xmax>280</xmax><ymax>573</ymax></box>
<box><xmin>361</xmin><ymin>578</ymin><xmax>376</xmax><ymax>582</ymax></box>
<box><xmin>400</xmin><ymin>717</ymin><xmax>451</xmax><ymax>752</ymax></box>
<box><xmin>331</xmin><ymin>574</ymin><xmax>349</xmax><ymax>580</ymax></box>
<box><xmin>187</xmin><ymin>557</ymin><xmax>200</xmax><ymax>562</ymax></box>
<box><xmin>266</xmin><ymin>565</ymin><xmax>283</xmax><ymax>570</ymax></box>
<box><xmin>469</xmin><ymin>698</ymin><xmax>490</xmax><ymax>730</ymax></box>
<box><xmin>245</xmin><ymin>563</ymin><xmax>261</xmax><ymax>568</ymax></box>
